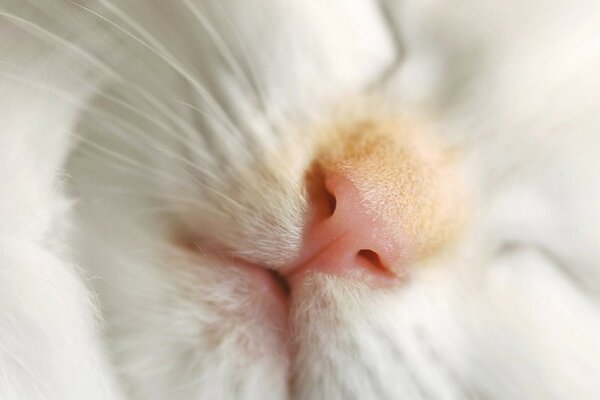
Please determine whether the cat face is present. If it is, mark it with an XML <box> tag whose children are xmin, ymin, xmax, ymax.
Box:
<box><xmin>52</xmin><ymin>0</ymin><xmax>600</xmax><ymax>399</ymax></box>
<box><xmin>72</xmin><ymin>90</ymin><xmax>465</xmax><ymax>400</ymax></box>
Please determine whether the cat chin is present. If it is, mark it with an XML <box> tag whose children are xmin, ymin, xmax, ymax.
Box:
<box><xmin>288</xmin><ymin>269</ymin><xmax>464</xmax><ymax>399</ymax></box>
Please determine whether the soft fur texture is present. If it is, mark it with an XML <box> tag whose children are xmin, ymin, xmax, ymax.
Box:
<box><xmin>1</xmin><ymin>1</ymin><xmax>600</xmax><ymax>399</ymax></box>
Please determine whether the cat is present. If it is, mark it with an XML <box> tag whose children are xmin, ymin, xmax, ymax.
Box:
<box><xmin>1</xmin><ymin>0</ymin><xmax>600</xmax><ymax>399</ymax></box>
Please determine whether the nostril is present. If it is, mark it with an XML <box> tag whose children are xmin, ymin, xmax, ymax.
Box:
<box><xmin>306</xmin><ymin>164</ymin><xmax>337</xmax><ymax>221</ymax></box>
<box><xmin>324</xmin><ymin>188</ymin><xmax>336</xmax><ymax>217</ymax></box>
<box><xmin>356</xmin><ymin>249</ymin><xmax>388</xmax><ymax>273</ymax></box>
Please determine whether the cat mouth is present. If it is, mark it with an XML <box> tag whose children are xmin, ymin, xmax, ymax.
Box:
<box><xmin>268</xmin><ymin>269</ymin><xmax>291</xmax><ymax>296</ymax></box>
<box><xmin>234</xmin><ymin>259</ymin><xmax>292</xmax><ymax>306</ymax></box>
<box><xmin>175</xmin><ymin>234</ymin><xmax>294</xmax><ymax>313</ymax></box>
<box><xmin>174</xmin><ymin>170</ymin><xmax>409</xmax><ymax>329</ymax></box>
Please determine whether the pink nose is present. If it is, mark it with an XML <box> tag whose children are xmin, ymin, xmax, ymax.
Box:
<box><xmin>281</xmin><ymin>171</ymin><xmax>408</xmax><ymax>288</ymax></box>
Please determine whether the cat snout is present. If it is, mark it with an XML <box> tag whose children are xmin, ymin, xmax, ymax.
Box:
<box><xmin>281</xmin><ymin>170</ymin><xmax>407</xmax><ymax>288</ymax></box>
<box><xmin>281</xmin><ymin>118</ymin><xmax>467</xmax><ymax>287</ymax></box>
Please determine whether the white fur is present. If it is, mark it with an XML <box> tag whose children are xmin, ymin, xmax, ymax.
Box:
<box><xmin>0</xmin><ymin>21</ymin><xmax>122</xmax><ymax>399</ymax></box>
<box><xmin>1</xmin><ymin>1</ymin><xmax>600</xmax><ymax>399</ymax></box>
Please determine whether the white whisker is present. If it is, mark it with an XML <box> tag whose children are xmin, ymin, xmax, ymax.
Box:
<box><xmin>77</xmin><ymin>0</ymin><xmax>244</xmax><ymax>147</ymax></box>
<box><xmin>212</xmin><ymin>0</ymin><xmax>270</xmax><ymax>114</ymax></box>
<box><xmin>179</xmin><ymin>0</ymin><xmax>265</xmax><ymax>108</ymax></box>
<box><xmin>74</xmin><ymin>133</ymin><xmax>193</xmax><ymax>188</ymax></box>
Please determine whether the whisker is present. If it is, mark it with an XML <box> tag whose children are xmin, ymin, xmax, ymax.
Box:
<box><xmin>212</xmin><ymin>1</ymin><xmax>270</xmax><ymax>113</ymax></box>
<box><xmin>0</xmin><ymin>11</ymin><xmax>118</xmax><ymax>79</ymax></box>
<box><xmin>76</xmin><ymin>131</ymin><xmax>249</xmax><ymax>213</ymax></box>
<box><xmin>74</xmin><ymin>146</ymin><xmax>165</xmax><ymax>183</ymax></box>
<box><xmin>0</xmin><ymin>8</ymin><xmax>223</xmax><ymax>161</ymax></box>
<box><xmin>2</xmin><ymin>8</ymin><xmax>252</xmax><ymax>214</ymax></box>
<box><xmin>71</xmin><ymin>74</ymin><xmax>213</xmax><ymax>165</ymax></box>
<box><xmin>81</xmin><ymin>0</ymin><xmax>244</xmax><ymax>146</ymax></box>
<box><xmin>188</xmin><ymin>174</ymin><xmax>250</xmax><ymax>212</ymax></box>
<box><xmin>0</xmin><ymin>68</ymin><xmax>223</xmax><ymax>183</ymax></box>
<box><xmin>65</xmin><ymin>1</ymin><xmax>215</xmax><ymax>141</ymax></box>
<box><xmin>91</xmin><ymin>113</ymin><xmax>221</xmax><ymax>183</ymax></box>
<box><xmin>179</xmin><ymin>0</ymin><xmax>263</xmax><ymax>107</ymax></box>
<box><xmin>74</xmin><ymin>133</ymin><xmax>193</xmax><ymax>187</ymax></box>
<box><xmin>77</xmin><ymin>183</ymin><xmax>226</xmax><ymax>212</ymax></box>
<box><xmin>166</xmin><ymin>96</ymin><xmax>252</xmax><ymax>161</ymax></box>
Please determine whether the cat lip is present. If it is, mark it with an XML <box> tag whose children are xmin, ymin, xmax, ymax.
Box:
<box><xmin>233</xmin><ymin>259</ymin><xmax>291</xmax><ymax>305</ymax></box>
<box><xmin>279</xmin><ymin>232</ymin><xmax>402</xmax><ymax>289</ymax></box>
<box><xmin>174</xmin><ymin>232</ymin><xmax>292</xmax><ymax>300</ymax></box>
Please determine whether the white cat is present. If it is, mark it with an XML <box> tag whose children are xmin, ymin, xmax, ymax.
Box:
<box><xmin>1</xmin><ymin>1</ymin><xmax>599</xmax><ymax>399</ymax></box>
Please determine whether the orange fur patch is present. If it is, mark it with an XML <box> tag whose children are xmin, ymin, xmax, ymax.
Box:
<box><xmin>314</xmin><ymin>117</ymin><xmax>466</xmax><ymax>261</ymax></box>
